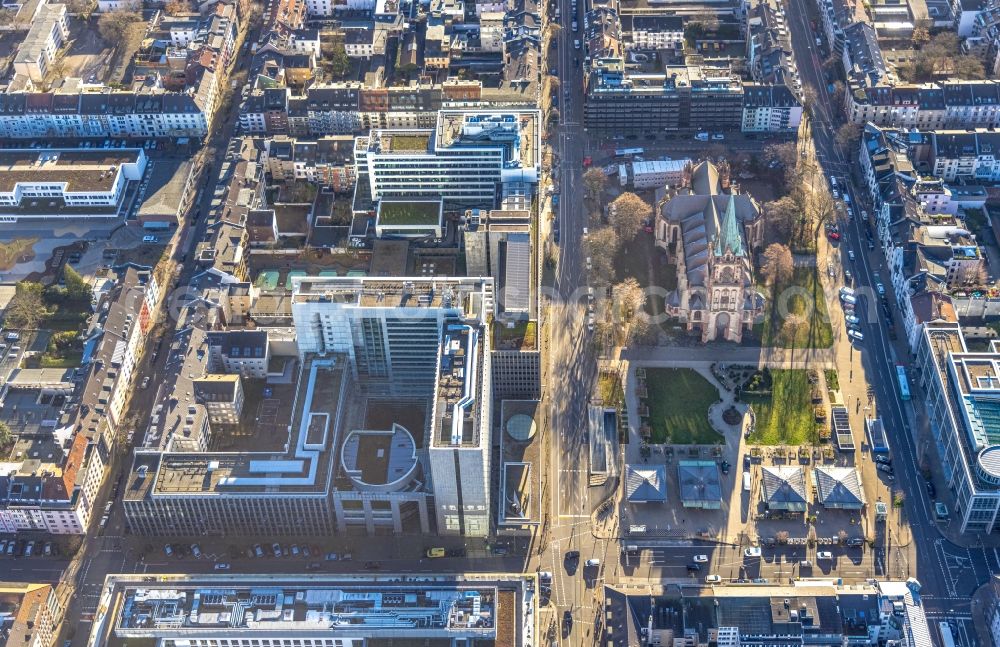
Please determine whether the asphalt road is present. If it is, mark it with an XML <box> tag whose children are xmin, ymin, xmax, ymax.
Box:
<box><xmin>784</xmin><ymin>0</ymin><xmax>987</xmax><ymax>639</ymax></box>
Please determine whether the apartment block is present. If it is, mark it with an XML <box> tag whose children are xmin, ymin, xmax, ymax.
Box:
<box><xmin>13</xmin><ymin>4</ymin><xmax>69</xmax><ymax>84</ymax></box>
<box><xmin>585</xmin><ymin>61</ymin><xmax>745</xmax><ymax>134</ymax></box>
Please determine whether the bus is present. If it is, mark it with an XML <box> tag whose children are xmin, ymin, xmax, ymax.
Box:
<box><xmin>614</xmin><ymin>147</ymin><xmax>644</xmax><ymax>158</ymax></box>
<box><xmin>896</xmin><ymin>364</ymin><xmax>911</xmax><ymax>401</ymax></box>
<box><xmin>938</xmin><ymin>622</ymin><xmax>956</xmax><ymax>647</ymax></box>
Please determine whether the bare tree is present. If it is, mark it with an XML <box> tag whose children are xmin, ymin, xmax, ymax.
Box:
<box><xmin>835</xmin><ymin>122</ymin><xmax>861</xmax><ymax>154</ymax></box>
<box><xmin>584</xmin><ymin>226</ymin><xmax>620</xmax><ymax>285</ymax></box>
<box><xmin>4</xmin><ymin>282</ymin><xmax>50</xmax><ymax>330</ymax></box>
<box><xmin>608</xmin><ymin>192</ymin><xmax>652</xmax><ymax>242</ymax></box>
<box><xmin>763</xmin><ymin>196</ymin><xmax>801</xmax><ymax>244</ymax></box>
<box><xmin>911</xmin><ymin>18</ymin><xmax>931</xmax><ymax>45</ymax></box>
<box><xmin>0</xmin><ymin>7</ymin><xmax>16</xmax><ymax>25</ymax></box>
<box><xmin>64</xmin><ymin>0</ymin><xmax>98</xmax><ymax>18</ymax></box>
<box><xmin>779</xmin><ymin>313</ymin><xmax>806</xmax><ymax>346</ymax></box>
<box><xmin>165</xmin><ymin>0</ymin><xmax>192</xmax><ymax>14</ymax></box>
<box><xmin>98</xmin><ymin>11</ymin><xmax>142</xmax><ymax>44</ymax></box>
<box><xmin>583</xmin><ymin>167</ymin><xmax>607</xmax><ymax>202</ymax></box>
<box><xmin>612</xmin><ymin>277</ymin><xmax>646</xmax><ymax>320</ymax></box>
<box><xmin>761</xmin><ymin>243</ymin><xmax>794</xmax><ymax>286</ymax></box>
<box><xmin>776</xmin><ymin>530</ymin><xmax>790</xmax><ymax>544</ymax></box>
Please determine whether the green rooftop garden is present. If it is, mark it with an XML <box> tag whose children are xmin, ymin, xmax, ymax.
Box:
<box><xmin>387</xmin><ymin>134</ymin><xmax>431</xmax><ymax>152</ymax></box>
<box><xmin>378</xmin><ymin>201</ymin><xmax>441</xmax><ymax>226</ymax></box>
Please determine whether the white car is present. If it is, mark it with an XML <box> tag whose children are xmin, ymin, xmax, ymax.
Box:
<box><xmin>845</xmin><ymin>315</ymin><xmax>860</xmax><ymax>325</ymax></box>
<box><xmin>816</xmin><ymin>551</ymin><xmax>833</xmax><ymax>560</ymax></box>
<box><xmin>693</xmin><ymin>554</ymin><xmax>709</xmax><ymax>563</ymax></box>
<box><xmin>848</xmin><ymin>329</ymin><xmax>864</xmax><ymax>341</ymax></box>
<box><xmin>848</xmin><ymin>250</ymin><xmax>855</xmax><ymax>261</ymax></box>
<box><xmin>839</xmin><ymin>286</ymin><xmax>854</xmax><ymax>296</ymax></box>
<box><xmin>744</xmin><ymin>547</ymin><xmax>762</xmax><ymax>557</ymax></box>
<box><xmin>214</xmin><ymin>563</ymin><xmax>230</xmax><ymax>570</ymax></box>
<box><xmin>585</xmin><ymin>558</ymin><xmax>600</xmax><ymax>567</ymax></box>
<box><xmin>705</xmin><ymin>574</ymin><xmax>722</xmax><ymax>583</ymax></box>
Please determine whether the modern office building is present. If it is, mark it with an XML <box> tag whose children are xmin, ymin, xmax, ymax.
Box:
<box><xmin>291</xmin><ymin>276</ymin><xmax>494</xmax><ymax>536</ymax></box>
<box><xmin>0</xmin><ymin>148</ymin><xmax>147</xmax><ymax>221</ymax></box>
<box><xmin>88</xmin><ymin>574</ymin><xmax>539</xmax><ymax>647</ymax></box>
<box><xmin>917</xmin><ymin>322</ymin><xmax>1000</xmax><ymax>534</ymax></box>
<box><xmin>354</xmin><ymin>108</ymin><xmax>540</xmax><ymax>209</ymax></box>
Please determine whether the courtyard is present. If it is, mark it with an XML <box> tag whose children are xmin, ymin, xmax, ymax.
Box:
<box><xmin>758</xmin><ymin>267</ymin><xmax>833</xmax><ymax>349</ymax></box>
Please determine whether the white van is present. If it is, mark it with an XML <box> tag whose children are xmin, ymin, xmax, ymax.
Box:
<box><xmin>742</xmin><ymin>471</ymin><xmax>751</xmax><ymax>491</ymax></box>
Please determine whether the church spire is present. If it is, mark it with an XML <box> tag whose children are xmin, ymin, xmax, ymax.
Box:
<box><xmin>715</xmin><ymin>195</ymin><xmax>745</xmax><ymax>257</ymax></box>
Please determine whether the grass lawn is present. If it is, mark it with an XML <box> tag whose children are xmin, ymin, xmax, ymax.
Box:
<box><xmin>760</xmin><ymin>267</ymin><xmax>833</xmax><ymax>349</ymax></box>
<box><xmin>378</xmin><ymin>200</ymin><xmax>441</xmax><ymax>225</ymax></box>
<box><xmin>745</xmin><ymin>369</ymin><xmax>817</xmax><ymax>445</ymax></box>
<box><xmin>644</xmin><ymin>368</ymin><xmax>723</xmax><ymax>444</ymax></box>
<box><xmin>494</xmin><ymin>320</ymin><xmax>537</xmax><ymax>350</ymax></box>
<box><xmin>597</xmin><ymin>371</ymin><xmax>624</xmax><ymax>407</ymax></box>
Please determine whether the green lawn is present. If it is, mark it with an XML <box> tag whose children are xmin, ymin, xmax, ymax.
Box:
<box><xmin>761</xmin><ymin>267</ymin><xmax>833</xmax><ymax>349</ymax></box>
<box><xmin>598</xmin><ymin>371</ymin><xmax>624</xmax><ymax>407</ymax></box>
<box><xmin>644</xmin><ymin>368</ymin><xmax>723</xmax><ymax>444</ymax></box>
<box><xmin>745</xmin><ymin>369</ymin><xmax>817</xmax><ymax>445</ymax></box>
<box><xmin>378</xmin><ymin>200</ymin><xmax>441</xmax><ymax>225</ymax></box>
<box><xmin>494</xmin><ymin>320</ymin><xmax>537</xmax><ymax>350</ymax></box>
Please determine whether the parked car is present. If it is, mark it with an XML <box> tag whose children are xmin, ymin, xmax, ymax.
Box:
<box><xmin>845</xmin><ymin>315</ymin><xmax>860</xmax><ymax>325</ymax></box>
<box><xmin>874</xmin><ymin>455</ymin><xmax>891</xmax><ymax>465</ymax></box>
<box><xmin>744</xmin><ymin>547</ymin><xmax>762</xmax><ymax>557</ymax></box>
<box><xmin>817</xmin><ymin>551</ymin><xmax>833</xmax><ymax>560</ymax></box>
<box><xmin>585</xmin><ymin>558</ymin><xmax>601</xmax><ymax>567</ymax></box>
<box><xmin>848</xmin><ymin>329</ymin><xmax>864</xmax><ymax>341</ymax></box>
<box><xmin>426</xmin><ymin>547</ymin><xmax>446</xmax><ymax>558</ymax></box>
<box><xmin>214</xmin><ymin>563</ymin><xmax>230</xmax><ymax>570</ymax></box>
<box><xmin>191</xmin><ymin>544</ymin><xmax>202</xmax><ymax>558</ymax></box>
<box><xmin>877</xmin><ymin>463</ymin><xmax>894</xmax><ymax>475</ymax></box>
<box><xmin>325</xmin><ymin>552</ymin><xmax>339</xmax><ymax>561</ymax></box>
<box><xmin>272</xmin><ymin>543</ymin><xmax>282</xmax><ymax>557</ymax></box>
<box><xmin>693</xmin><ymin>554</ymin><xmax>709</xmax><ymax>563</ymax></box>
<box><xmin>254</xmin><ymin>544</ymin><xmax>265</xmax><ymax>558</ymax></box>
<box><xmin>705</xmin><ymin>574</ymin><xmax>722</xmax><ymax>583</ymax></box>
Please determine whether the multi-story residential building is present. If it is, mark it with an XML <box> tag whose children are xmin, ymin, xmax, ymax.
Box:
<box><xmin>0</xmin><ymin>148</ymin><xmax>147</xmax><ymax>221</ymax></box>
<box><xmin>847</xmin><ymin>79</ymin><xmax>1000</xmax><ymax>128</ymax></box>
<box><xmin>13</xmin><ymin>4</ymin><xmax>69</xmax><ymax>83</ymax></box>
<box><xmin>624</xmin><ymin>15</ymin><xmax>683</xmax><ymax>51</ymax></box>
<box><xmin>89</xmin><ymin>574</ymin><xmax>536</xmax><ymax>647</ymax></box>
<box><xmin>355</xmin><ymin>108</ymin><xmax>540</xmax><ymax>209</ymax></box>
<box><xmin>264</xmin><ymin>135</ymin><xmax>356</xmax><ymax>191</ymax></box>
<box><xmin>813</xmin><ymin>0</ymin><xmax>867</xmax><ymax>55</ymax></box>
<box><xmin>0</xmin><ymin>267</ymin><xmax>157</xmax><ymax>536</ymax></box>
<box><xmin>842</xmin><ymin>21</ymin><xmax>891</xmax><ymax>87</ymax></box>
<box><xmin>0</xmin><ymin>87</ymin><xmax>211</xmax><ymax>139</ymax></box>
<box><xmin>238</xmin><ymin>80</ymin><xmax>484</xmax><ymax>136</ymax></box>
<box><xmin>742</xmin><ymin>83</ymin><xmax>803</xmax><ymax>133</ymax></box>
<box><xmin>207</xmin><ymin>330</ymin><xmax>271</xmax><ymax>378</ymax></box>
<box><xmin>0</xmin><ymin>582</ymin><xmax>66</xmax><ymax>647</ymax></box>
<box><xmin>585</xmin><ymin>60</ymin><xmax>745</xmax><ymax>134</ymax></box>
<box><xmin>746</xmin><ymin>0</ymin><xmax>802</xmax><ymax>98</ymax></box>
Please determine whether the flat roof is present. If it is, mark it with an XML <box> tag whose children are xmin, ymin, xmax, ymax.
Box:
<box><xmin>0</xmin><ymin>149</ymin><xmax>141</xmax><ymax>193</ymax></box>
<box><xmin>125</xmin><ymin>357</ymin><xmax>345</xmax><ymax>499</ymax></box>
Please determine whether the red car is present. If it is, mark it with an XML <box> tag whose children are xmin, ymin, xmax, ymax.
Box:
<box><xmin>828</xmin><ymin>231</ymin><xmax>841</xmax><ymax>240</ymax></box>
